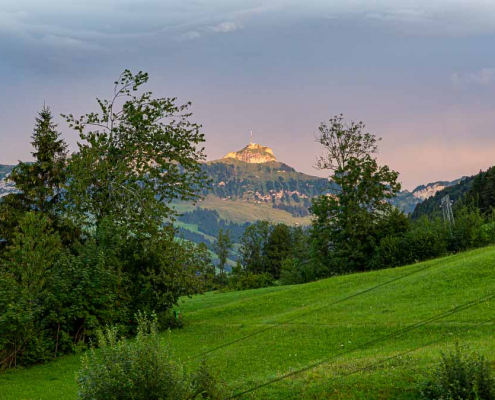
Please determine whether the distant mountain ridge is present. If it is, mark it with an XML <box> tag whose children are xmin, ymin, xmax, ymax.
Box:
<box><xmin>411</xmin><ymin>175</ymin><xmax>476</xmax><ymax>219</ymax></box>
<box><xmin>0</xmin><ymin>151</ymin><xmax>465</xmax><ymax>217</ymax></box>
<box><xmin>0</xmin><ymin>164</ymin><xmax>15</xmax><ymax>198</ymax></box>
<box><xmin>203</xmin><ymin>142</ymin><xmax>465</xmax><ymax>217</ymax></box>
<box><xmin>392</xmin><ymin>178</ymin><xmax>467</xmax><ymax>214</ymax></box>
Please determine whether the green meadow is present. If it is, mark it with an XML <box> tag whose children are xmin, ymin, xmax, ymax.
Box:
<box><xmin>2</xmin><ymin>246</ymin><xmax>495</xmax><ymax>399</ymax></box>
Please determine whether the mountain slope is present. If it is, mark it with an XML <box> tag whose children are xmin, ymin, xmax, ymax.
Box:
<box><xmin>411</xmin><ymin>175</ymin><xmax>476</xmax><ymax>219</ymax></box>
<box><xmin>3</xmin><ymin>246</ymin><xmax>495</xmax><ymax>399</ymax></box>
<box><xmin>200</xmin><ymin>143</ymin><xmax>465</xmax><ymax>218</ymax></box>
<box><xmin>391</xmin><ymin>178</ymin><xmax>468</xmax><ymax>214</ymax></box>
<box><xmin>0</xmin><ymin>164</ymin><xmax>15</xmax><ymax>197</ymax></box>
<box><xmin>202</xmin><ymin>158</ymin><xmax>329</xmax><ymax>218</ymax></box>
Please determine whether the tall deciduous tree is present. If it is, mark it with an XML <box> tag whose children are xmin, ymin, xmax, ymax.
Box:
<box><xmin>264</xmin><ymin>223</ymin><xmax>292</xmax><ymax>279</ymax></box>
<box><xmin>213</xmin><ymin>228</ymin><xmax>232</xmax><ymax>276</ymax></box>
<box><xmin>63</xmin><ymin>70</ymin><xmax>208</xmax><ymax>231</ymax></box>
<box><xmin>239</xmin><ymin>221</ymin><xmax>272</xmax><ymax>275</ymax></box>
<box><xmin>311</xmin><ymin>115</ymin><xmax>402</xmax><ymax>272</ymax></box>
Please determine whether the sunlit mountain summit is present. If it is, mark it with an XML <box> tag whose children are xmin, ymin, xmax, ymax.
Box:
<box><xmin>223</xmin><ymin>141</ymin><xmax>277</xmax><ymax>164</ymax></box>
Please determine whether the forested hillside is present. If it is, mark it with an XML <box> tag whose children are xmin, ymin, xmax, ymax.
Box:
<box><xmin>412</xmin><ymin>176</ymin><xmax>476</xmax><ymax>219</ymax></box>
<box><xmin>202</xmin><ymin>158</ymin><xmax>330</xmax><ymax>217</ymax></box>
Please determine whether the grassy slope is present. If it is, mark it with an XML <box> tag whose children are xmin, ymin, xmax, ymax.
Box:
<box><xmin>2</xmin><ymin>247</ymin><xmax>495</xmax><ymax>399</ymax></box>
<box><xmin>175</xmin><ymin>195</ymin><xmax>313</xmax><ymax>226</ymax></box>
<box><xmin>201</xmin><ymin>195</ymin><xmax>312</xmax><ymax>225</ymax></box>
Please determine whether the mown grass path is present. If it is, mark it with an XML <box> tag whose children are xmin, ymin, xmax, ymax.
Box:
<box><xmin>2</xmin><ymin>247</ymin><xmax>495</xmax><ymax>399</ymax></box>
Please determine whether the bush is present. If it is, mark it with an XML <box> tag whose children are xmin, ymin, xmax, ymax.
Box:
<box><xmin>228</xmin><ymin>272</ymin><xmax>273</xmax><ymax>291</ymax></box>
<box><xmin>370</xmin><ymin>218</ymin><xmax>448</xmax><ymax>271</ymax></box>
<box><xmin>421</xmin><ymin>344</ymin><xmax>495</xmax><ymax>400</ymax></box>
<box><xmin>370</xmin><ymin>235</ymin><xmax>404</xmax><ymax>270</ymax></box>
<box><xmin>402</xmin><ymin>217</ymin><xmax>448</xmax><ymax>264</ymax></box>
<box><xmin>480</xmin><ymin>221</ymin><xmax>495</xmax><ymax>245</ymax></box>
<box><xmin>448</xmin><ymin>207</ymin><xmax>486</xmax><ymax>252</ymax></box>
<box><xmin>280</xmin><ymin>257</ymin><xmax>303</xmax><ymax>285</ymax></box>
<box><xmin>77</xmin><ymin>312</ymin><xmax>228</xmax><ymax>400</ymax></box>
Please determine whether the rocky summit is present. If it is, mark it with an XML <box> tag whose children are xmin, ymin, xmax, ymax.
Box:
<box><xmin>223</xmin><ymin>142</ymin><xmax>276</xmax><ymax>163</ymax></box>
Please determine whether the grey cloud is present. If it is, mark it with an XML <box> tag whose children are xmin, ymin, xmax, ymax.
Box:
<box><xmin>365</xmin><ymin>8</ymin><xmax>431</xmax><ymax>23</ymax></box>
<box><xmin>175</xmin><ymin>20</ymin><xmax>244</xmax><ymax>41</ymax></box>
<box><xmin>209</xmin><ymin>21</ymin><xmax>243</xmax><ymax>33</ymax></box>
<box><xmin>176</xmin><ymin>31</ymin><xmax>202</xmax><ymax>41</ymax></box>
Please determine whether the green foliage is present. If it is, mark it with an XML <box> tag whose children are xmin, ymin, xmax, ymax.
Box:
<box><xmin>213</xmin><ymin>228</ymin><xmax>233</xmax><ymax>275</ymax></box>
<box><xmin>0</xmin><ymin>212</ymin><xmax>63</xmax><ymax>369</ymax></box>
<box><xmin>265</xmin><ymin>223</ymin><xmax>292</xmax><ymax>279</ymax></box>
<box><xmin>421</xmin><ymin>344</ymin><xmax>495</xmax><ymax>400</ymax></box>
<box><xmin>279</xmin><ymin>227</ymin><xmax>315</xmax><ymax>284</ymax></box>
<box><xmin>0</xmin><ymin>71</ymin><xmax>215</xmax><ymax>370</ymax></box>
<box><xmin>280</xmin><ymin>257</ymin><xmax>303</xmax><ymax>285</ymax></box>
<box><xmin>77</xmin><ymin>313</ymin><xmax>228</xmax><ymax>400</ymax></box>
<box><xmin>315</xmin><ymin>114</ymin><xmax>380</xmax><ymax>172</ymax></box>
<box><xmin>0</xmin><ymin>106</ymin><xmax>69</xmax><ymax>248</ymax></box>
<box><xmin>311</xmin><ymin>115</ymin><xmax>402</xmax><ymax>273</ymax></box>
<box><xmin>411</xmin><ymin>176</ymin><xmax>474</xmax><ymax>220</ymax></box>
<box><xmin>370</xmin><ymin>235</ymin><xmax>404</xmax><ymax>269</ymax></box>
<box><xmin>239</xmin><ymin>220</ymin><xmax>272</xmax><ymax>275</ymax></box>
<box><xmin>237</xmin><ymin>221</ymin><xmax>315</xmax><ymax>284</ymax></box>
<box><xmin>372</xmin><ymin>217</ymin><xmax>448</xmax><ymax>269</ymax></box>
<box><xmin>465</xmin><ymin>166</ymin><xmax>495</xmax><ymax>216</ymax></box>
<box><xmin>228</xmin><ymin>269</ymin><xmax>273</xmax><ymax>291</ymax></box>
<box><xmin>191</xmin><ymin>356</ymin><xmax>229</xmax><ymax>399</ymax></box>
<box><xmin>449</xmin><ymin>206</ymin><xmax>487</xmax><ymax>252</ymax></box>
<box><xmin>8</xmin><ymin>105</ymin><xmax>68</xmax><ymax>214</ymax></box>
<box><xmin>63</xmin><ymin>70</ymin><xmax>208</xmax><ymax>231</ymax></box>
<box><xmin>402</xmin><ymin>217</ymin><xmax>449</xmax><ymax>262</ymax></box>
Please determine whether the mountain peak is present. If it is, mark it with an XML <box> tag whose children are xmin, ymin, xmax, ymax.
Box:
<box><xmin>223</xmin><ymin>142</ymin><xmax>276</xmax><ymax>163</ymax></box>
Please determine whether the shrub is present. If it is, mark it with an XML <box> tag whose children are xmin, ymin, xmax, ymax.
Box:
<box><xmin>77</xmin><ymin>312</ymin><xmax>228</xmax><ymax>400</ymax></box>
<box><xmin>401</xmin><ymin>217</ymin><xmax>448</xmax><ymax>264</ymax></box>
<box><xmin>448</xmin><ymin>207</ymin><xmax>486</xmax><ymax>252</ymax></box>
<box><xmin>421</xmin><ymin>344</ymin><xmax>495</xmax><ymax>400</ymax></box>
<box><xmin>280</xmin><ymin>257</ymin><xmax>303</xmax><ymax>285</ymax></box>
<box><xmin>370</xmin><ymin>235</ymin><xmax>404</xmax><ymax>270</ymax></box>
<box><xmin>228</xmin><ymin>272</ymin><xmax>273</xmax><ymax>291</ymax></box>
<box><xmin>480</xmin><ymin>221</ymin><xmax>495</xmax><ymax>245</ymax></box>
<box><xmin>191</xmin><ymin>356</ymin><xmax>229</xmax><ymax>399</ymax></box>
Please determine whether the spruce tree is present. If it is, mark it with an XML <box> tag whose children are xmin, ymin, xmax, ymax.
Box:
<box><xmin>9</xmin><ymin>105</ymin><xmax>68</xmax><ymax>213</ymax></box>
<box><xmin>0</xmin><ymin>105</ymin><xmax>68</xmax><ymax>248</ymax></box>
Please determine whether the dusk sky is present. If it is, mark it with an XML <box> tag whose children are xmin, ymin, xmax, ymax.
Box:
<box><xmin>1</xmin><ymin>0</ymin><xmax>495</xmax><ymax>189</ymax></box>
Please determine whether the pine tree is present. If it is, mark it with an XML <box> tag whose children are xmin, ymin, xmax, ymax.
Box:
<box><xmin>0</xmin><ymin>106</ymin><xmax>68</xmax><ymax>248</ymax></box>
<box><xmin>9</xmin><ymin>105</ymin><xmax>68</xmax><ymax>213</ymax></box>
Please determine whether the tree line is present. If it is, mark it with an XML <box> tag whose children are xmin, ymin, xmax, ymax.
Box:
<box><xmin>0</xmin><ymin>71</ymin><xmax>213</xmax><ymax>369</ymax></box>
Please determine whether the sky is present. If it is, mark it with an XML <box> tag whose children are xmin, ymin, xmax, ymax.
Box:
<box><xmin>1</xmin><ymin>0</ymin><xmax>495</xmax><ymax>190</ymax></box>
